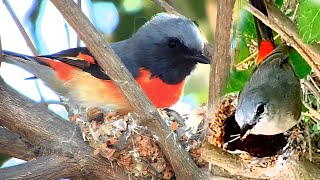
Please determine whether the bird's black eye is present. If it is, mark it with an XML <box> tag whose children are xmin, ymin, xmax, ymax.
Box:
<box><xmin>168</xmin><ymin>40</ymin><xmax>177</xmax><ymax>48</ymax></box>
<box><xmin>255</xmin><ymin>104</ymin><xmax>265</xmax><ymax>117</ymax></box>
<box><xmin>168</xmin><ymin>38</ymin><xmax>181</xmax><ymax>48</ymax></box>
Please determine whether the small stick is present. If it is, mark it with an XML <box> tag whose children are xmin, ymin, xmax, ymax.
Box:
<box><xmin>3</xmin><ymin>0</ymin><xmax>38</xmax><ymax>56</ymax></box>
<box><xmin>240</xmin><ymin>129</ymin><xmax>251</xmax><ymax>141</ymax></box>
<box><xmin>76</xmin><ymin>0</ymin><xmax>81</xmax><ymax>47</ymax></box>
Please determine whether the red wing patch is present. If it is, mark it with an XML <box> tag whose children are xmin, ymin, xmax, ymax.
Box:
<box><xmin>76</xmin><ymin>52</ymin><xmax>95</xmax><ymax>65</ymax></box>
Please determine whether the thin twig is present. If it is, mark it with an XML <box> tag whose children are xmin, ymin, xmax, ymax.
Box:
<box><xmin>0</xmin><ymin>34</ymin><xmax>3</xmax><ymax>61</ymax></box>
<box><xmin>76</xmin><ymin>0</ymin><xmax>81</xmax><ymax>47</ymax></box>
<box><xmin>302</xmin><ymin>112</ymin><xmax>320</xmax><ymax>122</ymax></box>
<box><xmin>2</xmin><ymin>0</ymin><xmax>38</xmax><ymax>56</ymax></box>
<box><xmin>308</xmin><ymin>75</ymin><xmax>320</xmax><ymax>96</ymax></box>
<box><xmin>2</xmin><ymin>0</ymin><xmax>49</xmax><ymax>104</ymax></box>
<box><xmin>301</xmin><ymin>79</ymin><xmax>320</xmax><ymax>101</ymax></box>
<box><xmin>303</xmin><ymin>102</ymin><xmax>320</xmax><ymax>120</ymax></box>
<box><xmin>236</xmin><ymin>51</ymin><xmax>258</xmax><ymax>68</ymax></box>
<box><xmin>151</xmin><ymin>0</ymin><xmax>180</xmax><ymax>15</ymax></box>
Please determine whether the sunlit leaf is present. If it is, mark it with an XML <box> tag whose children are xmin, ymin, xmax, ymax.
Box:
<box><xmin>275</xmin><ymin>0</ymin><xmax>284</xmax><ymax>7</ymax></box>
<box><xmin>225</xmin><ymin>67</ymin><xmax>254</xmax><ymax>93</ymax></box>
<box><xmin>297</xmin><ymin>0</ymin><xmax>320</xmax><ymax>43</ymax></box>
<box><xmin>238</xmin><ymin>10</ymin><xmax>256</xmax><ymax>46</ymax></box>
<box><xmin>312</xmin><ymin>123</ymin><xmax>320</xmax><ymax>133</ymax></box>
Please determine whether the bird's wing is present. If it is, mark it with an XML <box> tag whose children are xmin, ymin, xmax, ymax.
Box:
<box><xmin>39</xmin><ymin>47</ymin><xmax>111</xmax><ymax>80</ymax></box>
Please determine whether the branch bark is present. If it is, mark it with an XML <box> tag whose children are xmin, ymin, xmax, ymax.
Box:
<box><xmin>202</xmin><ymin>143</ymin><xmax>320</xmax><ymax>179</ymax></box>
<box><xmin>246</xmin><ymin>2</ymin><xmax>320</xmax><ymax>77</ymax></box>
<box><xmin>0</xmin><ymin>75</ymin><xmax>128</xmax><ymax>179</ymax></box>
<box><xmin>208</xmin><ymin>0</ymin><xmax>235</xmax><ymax>117</ymax></box>
<box><xmin>0</xmin><ymin>127</ymin><xmax>35</xmax><ymax>161</ymax></box>
<box><xmin>0</xmin><ymin>156</ymin><xmax>78</xmax><ymax>180</ymax></box>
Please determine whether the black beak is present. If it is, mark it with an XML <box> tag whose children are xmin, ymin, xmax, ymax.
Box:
<box><xmin>186</xmin><ymin>53</ymin><xmax>210</xmax><ymax>64</ymax></box>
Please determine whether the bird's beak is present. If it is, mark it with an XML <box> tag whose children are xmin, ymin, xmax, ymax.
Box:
<box><xmin>187</xmin><ymin>53</ymin><xmax>210</xmax><ymax>64</ymax></box>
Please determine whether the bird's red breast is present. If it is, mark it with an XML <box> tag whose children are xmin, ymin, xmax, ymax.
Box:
<box><xmin>37</xmin><ymin>56</ymin><xmax>184</xmax><ymax>112</ymax></box>
<box><xmin>256</xmin><ymin>40</ymin><xmax>275</xmax><ymax>65</ymax></box>
<box><xmin>136</xmin><ymin>68</ymin><xmax>184</xmax><ymax>108</ymax></box>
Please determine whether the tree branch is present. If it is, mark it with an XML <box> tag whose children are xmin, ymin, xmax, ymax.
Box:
<box><xmin>48</xmin><ymin>0</ymin><xmax>207</xmax><ymax>179</ymax></box>
<box><xmin>276</xmin><ymin>157</ymin><xmax>320</xmax><ymax>179</ymax></box>
<box><xmin>151</xmin><ymin>0</ymin><xmax>179</xmax><ymax>15</ymax></box>
<box><xmin>0</xmin><ymin>127</ymin><xmax>35</xmax><ymax>161</ymax></box>
<box><xmin>0</xmin><ymin>155</ymin><xmax>79</xmax><ymax>180</ymax></box>
<box><xmin>246</xmin><ymin>2</ymin><xmax>320</xmax><ymax>77</ymax></box>
<box><xmin>0</xmin><ymin>74</ymin><xmax>128</xmax><ymax>179</ymax></box>
<box><xmin>202</xmin><ymin>143</ymin><xmax>320</xmax><ymax>179</ymax></box>
<box><xmin>208</xmin><ymin>0</ymin><xmax>235</xmax><ymax>117</ymax></box>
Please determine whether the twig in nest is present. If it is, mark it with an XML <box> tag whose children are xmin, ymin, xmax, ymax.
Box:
<box><xmin>223</xmin><ymin>134</ymin><xmax>240</xmax><ymax>149</ymax></box>
<box><xmin>240</xmin><ymin>129</ymin><xmax>251</xmax><ymax>141</ymax></box>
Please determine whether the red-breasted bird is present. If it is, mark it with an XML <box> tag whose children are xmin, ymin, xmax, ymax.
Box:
<box><xmin>235</xmin><ymin>0</ymin><xmax>302</xmax><ymax>135</ymax></box>
<box><xmin>2</xmin><ymin>13</ymin><xmax>209</xmax><ymax>113</ymax></box>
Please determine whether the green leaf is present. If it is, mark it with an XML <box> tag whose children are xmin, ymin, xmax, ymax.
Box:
<box><xmin>0</xmin><ymin>154</ymin><xmax>11</xmax><ymax>167</ymax></box>
<box><xmin>225</xmin><ymin>67</ymin><xmax>254</xmax><ymax>94</ymax></box>
<box><xmin>238</xmin><ymin>10</ymin><xmax>256</xmax><ymax>46</ymax></box>
<box><xmin>275</xmin><ymin>0</ymin><xmax>284</xmax><ymax>7</ymax></box>
<box><xmin>297</xmin><ymin>0</ymin><xmax>320</xmax><ymax>43</ymax></box>
<box><xmin>303</xmin><ymin>116</ymin><xmax>311</xmax><ymax>122</ymax></box>
<box><xmin>312</xmin><ymin>124</ymin><xmax>320</xmax><ymax>133</ymax></box>
<box><xmin>234</xmin><ymin>9</ymin><xmax>255</xmax><ymax>63</ymax></box>
<box><xmin>289</xmin><ymin>50</ymin><xmax>311</xmax><ymax>79</ymax></box>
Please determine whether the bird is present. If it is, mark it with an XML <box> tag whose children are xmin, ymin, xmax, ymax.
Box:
<box><xmin>235</xmin><ymin>0</ymin><xmax>302</xmax><ymax>135</ymax></box>
<box><xmin>2</xmin><ymin>13</ymin><xmax>209</xmax><ymax>113</ymax></box>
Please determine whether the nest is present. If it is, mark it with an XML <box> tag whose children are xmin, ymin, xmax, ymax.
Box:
<box><xmin>70</xmin><ymin>107</ymin><xmax>207</xmax><ymax>179</ymax></box>
<box><xmin>205</xmin><ymin>93</ymin><xmax>318</xmax><ymax>178</ymax></box>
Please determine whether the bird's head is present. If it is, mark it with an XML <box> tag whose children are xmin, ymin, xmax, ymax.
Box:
<box><xmin>235</xmin><ymin>87</ymin><xmax>283</xmax><ymax>135</ymax></box>
<box><xmin>235</xmin><ymin>80</ymin><xmax>301</xmax><ymax>136</ymax></box>
<box><xmin>131</xmin><ymin>13</ymin><xmax>209</xmax><ymax>84</ymax></box>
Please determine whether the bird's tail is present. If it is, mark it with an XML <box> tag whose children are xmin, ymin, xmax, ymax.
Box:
<box><xmin>249</xmin><ymin>0</ymin><xmax>275</xmax><ymax>65</ymax></box>
<box><xmin>2</xmin><ymin>50</ymin><xmax>68</xmax><ymax>95</ymax></box>
<box><xmin>2</xmin><ymin>50</ymin><xmax>49</xmax><ymax>67</ymax></box>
